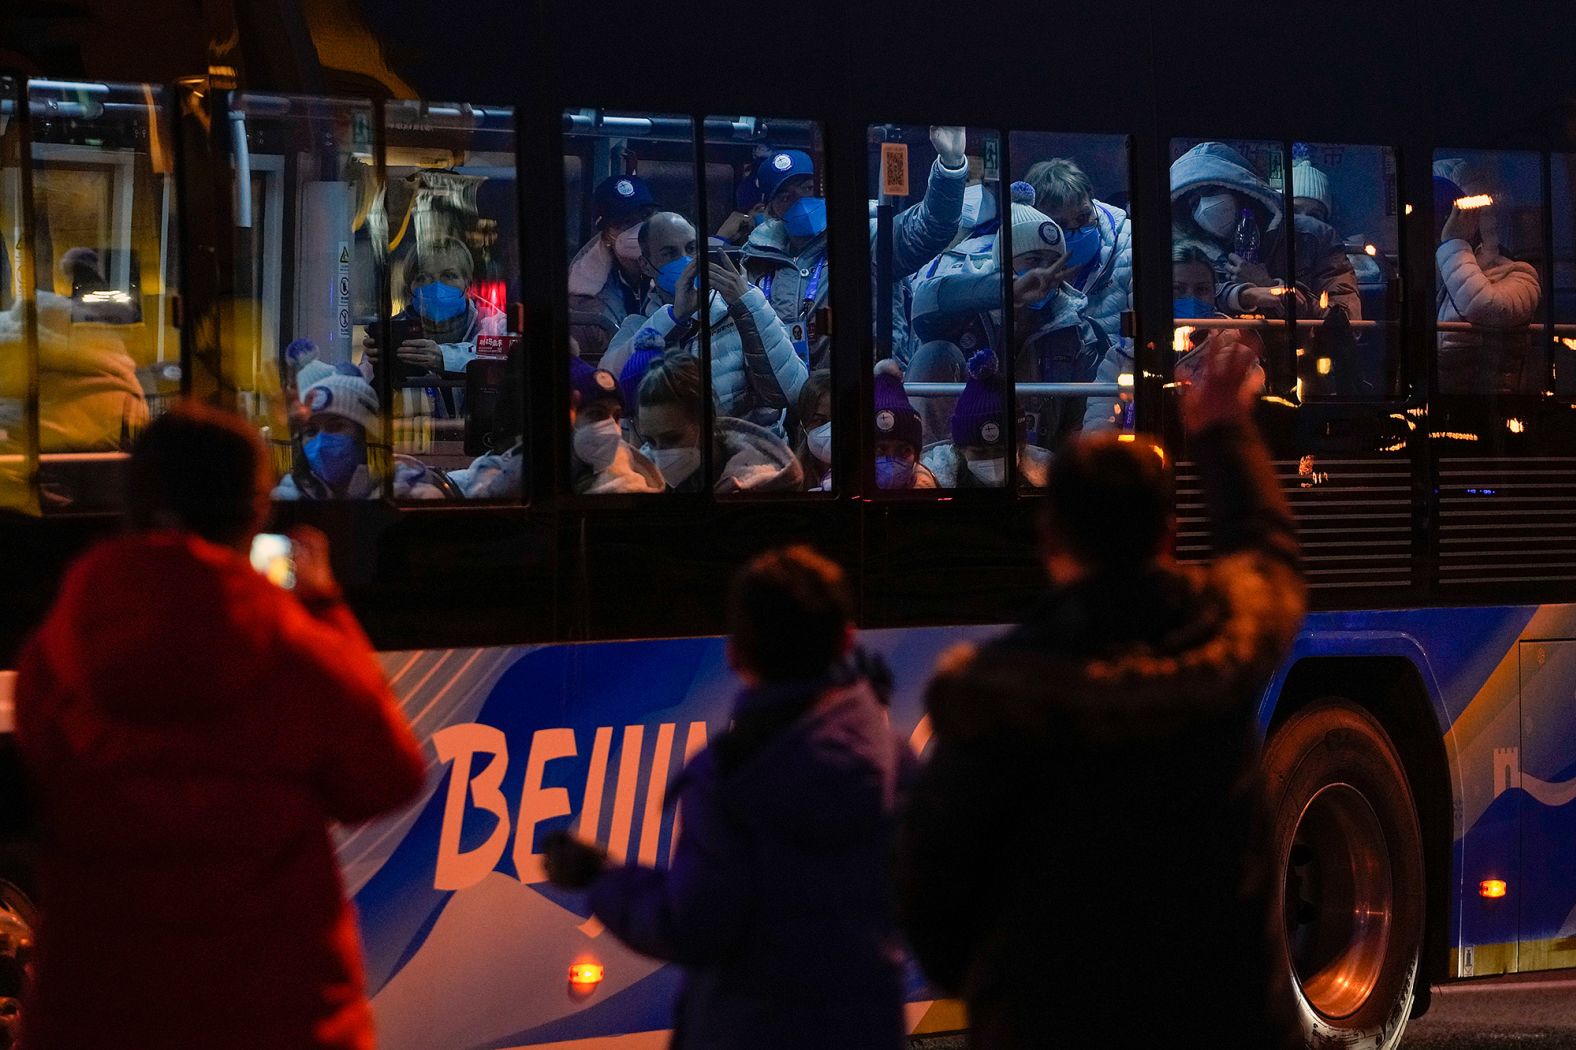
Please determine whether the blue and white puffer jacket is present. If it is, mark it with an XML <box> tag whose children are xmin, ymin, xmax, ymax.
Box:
<box><xmin>601</xmin><ymin>287</ymin><xmax>807</xmax><ymax>419</ymax></box>
<box><xmin>1076</xmin><ymin>199</ymin><xmax>1133</xmax><ymax>339</ymax></box>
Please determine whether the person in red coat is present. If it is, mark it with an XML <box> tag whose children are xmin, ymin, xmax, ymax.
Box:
<box><xmin>14</xmin><ymin>402</ymin><xmax>425</xmax><ymax>1049</ymax></box>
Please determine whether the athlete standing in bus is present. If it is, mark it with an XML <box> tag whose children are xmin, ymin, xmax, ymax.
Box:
<box><xmin>544</xmin><ymin>545</ymin><xmax>911</xmax><ymax>1050</ymax></box>
<box><xmin>14</xmin><ymin>403</ymin><xmax>425</xmax><ymax>1050</ymax></box>
<box><xmin>900</xmin><ymin>333</ymin><xmax>1304</xmax><ymax>1049</ymax></box>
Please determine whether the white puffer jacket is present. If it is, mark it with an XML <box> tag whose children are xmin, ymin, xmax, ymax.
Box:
<box><xmin>1078</xmin><ymin>199</ymin><xmax>1133</xmax><ymax>340</ymax></box>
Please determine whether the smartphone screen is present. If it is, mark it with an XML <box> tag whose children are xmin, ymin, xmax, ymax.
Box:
<box><xmin>250</xmin><ymin>533</ymin><xmax>296</xmax><ymax>589</ymax></box>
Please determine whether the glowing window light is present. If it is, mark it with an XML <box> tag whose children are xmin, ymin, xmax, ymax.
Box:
<box><xmin>1405</xmin><ymin>203</ymin><xmax>1414</xmax><ymax>215</ymax></box>
<box><xmin>1480</xmin><ymin>879</ymin><xmax>1508</xmax><ymax>899</ymax></box>
<box><xmin>1172</xmin><ymin>326</ymin><xmax>1194</xmax><ymax>354</ymax></box>
<box><xmin>1316</xmin><ymin>358</ymin><xmax>1332</xmax><ymax>376</ymax></box>
<box><xmin>1455</xmin><ymin>194</ymin><xmax>1494</xmax><ymax>210</ymax></box>
<box><xmin>1507</xmin><ymin>418</ymin><xmax>1526</xmax><ymax>434</ymax></box>
<box><xmin>1117</xmin><ymin>372</ymin><xmax>1134</xmax><ymax>388</ymax></box>
<box><xmin>1364</xmin><ymin>243</ymin><xmax>1379</xmax><ymax>257</ymax></box>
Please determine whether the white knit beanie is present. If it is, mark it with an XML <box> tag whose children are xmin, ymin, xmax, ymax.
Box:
<box><xmin>1000</xmin><ymin>182</ymin><xmax>1067</xmax><ymax>268</ymax></box>
<box><xmin>1292</xmin><ymin>158</ymin><xmax>1331</xmax><ymax>214</ymax></box>
<box><xmin>301</xmin><ymin>373</ymin><xmax>382</xmax><ymax>440</ymax></box>
<box><xmin>295</xmin><ymin>359</ymin><xmax>334</xmax><ymax>394</ymax></box>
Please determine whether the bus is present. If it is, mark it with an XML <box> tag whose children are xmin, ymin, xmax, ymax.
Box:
<box><xmin>3</xmin><ymin>0</ymin><xmax>1576</xmax><ymax>1047</ymax></box>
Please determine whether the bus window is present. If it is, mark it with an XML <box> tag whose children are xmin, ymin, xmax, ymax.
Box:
<box><xmin>1549</xmin><ymin>154</ymin><xmax>1576</xmax><ymax>397</ymax></box>
<box><xmin>873</xmin><ymin>124</ymin><xmax>999</xmax><ymax>491</ymax></box>
<box><xmin>1289</xmin><ymin>143</ymin><xmax>1402</xmax><ymax>399</ymax></box>
<box><xmin>381</xmin><ymin>101</ymin><xmax>521</xmax><ymax>501</ymax></box>
<box><xmin>225</xmin><ymin>93</ymin><xmax>387</xmax><ymax>501</ymax></box>
<box><xmin>27</xmin><ymin>79</ymin><xmax>179</xmax><ymax>512</ymax></box>
<box><xmin>0</xmin><ymin>78</ymin><xmax>36</xmax><ymax>513</ymax></box>
<box><xmin>1432</xmin><ymin>149</ymin><xmax>1546</xmax><ymax>399</ymax></box>
<box><xmin>709</xmin><ymin>115</ymin><xmax>823</xmax><ymax>495</ymax></box>
<box><xmin>563</xmin><ymin>109</ymin><xmax>694</xmax><ymax>495</ymax></box>
<box><xmin>1170</xmin><ymin>139</ymin><xmax>1300</xmax><ymax>404</ymax></box>
<box><xmin>1010</xmin><ymin>131</ymin><xmax>1133</xmax><ymax>483</ymax></box>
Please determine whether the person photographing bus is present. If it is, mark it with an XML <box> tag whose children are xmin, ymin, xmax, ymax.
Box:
<box><xmin>899</xmin><ymin>331</ymin><xmax>1305</xmax><ymax>1049</ymax></box>
<box><xmin>13</xmin><ymin>402</ymin><xmax>426</xmax><ymax>1050</ymax></box>
<box><xmin>543</xmin><ymin>545</ymin><xmax>911</xmax><ymax>1050</ymax></box>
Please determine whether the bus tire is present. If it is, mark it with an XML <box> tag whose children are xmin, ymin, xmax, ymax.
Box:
<box><xmin>1263</xmin><ymin>701</ymin><xmax>1424</xmax><ymax>1050</ymax></box>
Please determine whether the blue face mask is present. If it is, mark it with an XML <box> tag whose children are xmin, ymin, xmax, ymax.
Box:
<box><xmin>782</xmin><ymin>197</ymin><xmax>828</xmax><ymax>238</ymax></box>
<box><xmin>1014</xmin><ymin>268</ymin><xmax>1060</xmax><ymax>311</ymax></box>
<box><xmin>304</xmin><ymin>430</ymin><xmax>362</xmax><ymax>490</ymax></box>
<box><xmin>1173</xmin><ymin>296</ymin><xmax>1217</xmax><ymax>321</ymax></box>
<box><xmin>412</xmin><ymin>282</ymin><xmax>467</xmax><ymax>322</ymax></box>
<box><xmin>876</xmin><ymin>455</ymin><xmax>915</xmax><ymax>490</ymax></box>
<box><xmin>1063</xmin><ymin>225</ymin><xmax>1101</xmax><ymax>270</ymax></box>
<box><xmin>655</xmin><ymin>255</ymin><xmax>693</xmax><ymax>296</ymax></box>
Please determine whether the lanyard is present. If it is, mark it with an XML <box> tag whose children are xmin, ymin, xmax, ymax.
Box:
<box><xmin>761</xmin><ymin>255</ymin><xmax>827</xmax><ymax>317</ymax></box>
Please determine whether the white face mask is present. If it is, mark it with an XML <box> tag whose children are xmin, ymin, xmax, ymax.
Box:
<box><xmin>965</xmin><ymin>456</ymin><xmax>1006</xmax><ymax>484</ymax></box>
<box><xmin>573</xmin><ymin>417</ymin><xmax>623</xmax><ymax>472</ymax></box>
<box><xmin>806</xmin><ymin>422</ymin><xmax>832</xmax><ymax>464</ymax></box>
<box><xmin>643</xmin><ymin>443</ymin><xmax>702</xmax><ymax>486</ymax></box>
<box><xmin>1193</xmin><ymin>193</ymin><xmax>1238</xmax><ymax>238</ymax></box>
<box><xmin>960</xmin><ymin>183</ymin><xmax>998</xmax><ymax>230</ymax></box>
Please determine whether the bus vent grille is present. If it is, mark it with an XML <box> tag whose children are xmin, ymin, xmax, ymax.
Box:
<box><xmin>1175</xmin><ymin>458</ymin><xmax>1412</xmax><ymax>590</ymax></box>
<box><xmin>1437</xmin><ymin>456</ymin><xmax>1576</xmax><ymax>586</ymax></box>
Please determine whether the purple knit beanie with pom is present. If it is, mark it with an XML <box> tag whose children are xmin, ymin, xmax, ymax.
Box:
<box><xmin>619</xmin><ymin>328</ymin><xmax>668</xmax><ymax>407</ymax></box>
<box><xmin>951</xmin><ymin>348</ymin><xmax>1006</xmax><ymax>448</ymax></box>
<box><xmin>873</xmin><ymin>359</ymin><xmax>923</xmax><ymax>453</ymax></box>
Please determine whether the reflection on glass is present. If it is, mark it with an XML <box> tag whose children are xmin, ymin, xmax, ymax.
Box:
<box><xmin>0</xmin><ymin>79</ymin><xmax>35</xmax><ymax>512</ymax></box>
<box><xmin>378</xmin><ymin>100</ymin><xmax>521</xmax><ymax>501</ymax></box>
<box><xmin>1552</xmin><ymin>154</ymin><xmax>1576</xmax><ymax>397</ymax></box>
<box><xmin>874</xmin><ymin>124</ymin><xmax>1000</xmax><ymax>488</ymax></box>
<box><xmin>1433</xmin><ymin>149</ymin><xmax>1545</xmax><ymax>397</ymax></box>
<box><xmin>26</xmin><ymin>80</ymin><xmax>178</xmax><ymax>511</ymax></box>
<box><xmin>224</xmin><ymin>93</ymin><xmax>388</xmax><ymax>501</ymax></box>
<box><xmin>562</xmin><ymin>108</ymin><xmax>683</xmax><ymax>494</ymax></box>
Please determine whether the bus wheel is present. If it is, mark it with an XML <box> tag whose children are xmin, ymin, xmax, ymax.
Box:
<box><xmin>1264</xmin><ymin>701</ymin><xmax>1424</xmax><ymax>1050</ymax></box>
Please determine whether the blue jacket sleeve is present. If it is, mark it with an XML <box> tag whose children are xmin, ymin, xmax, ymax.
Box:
<box><xmin>587</xmin><ymin>750</ymin><xmax>753</xmax><ymax>965</ymax></box>
<box><xmin>911</xmin><ymin>269</ymin><xmax>1000</xmax><ymax>343</ymax></box>
<box><xmin>887</xmin><ymin>157</ymin><xmax>968</xmax><ymax>280</ymax></box>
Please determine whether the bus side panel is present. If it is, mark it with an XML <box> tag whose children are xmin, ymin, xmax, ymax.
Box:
<box><xmin>1515</xmin><ymin>639</ymin><xmax>1576</xmax><ymax>972</ymax></box>
<box><xmin>341</xmin><ymin>626</ymin><xmax>994</xmax><ymax>1050</ymax></box>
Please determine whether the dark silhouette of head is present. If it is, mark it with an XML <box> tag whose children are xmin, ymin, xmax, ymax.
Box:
<box><xmin>126</xmin><ymin>401</ymin><xmax>271</xmax><ymax>550</ymax></box>
<box><xmin>727</xmin><ymin>544</ymin><xmax>854</xmax><ymax>682</ymax></box>
<box><xmin>1040</xmin><ymin>434</ymin><xmax>1173</xmax><ymax>578</ymax></box>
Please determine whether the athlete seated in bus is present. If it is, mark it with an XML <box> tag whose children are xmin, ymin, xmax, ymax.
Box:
<box><xmin>920</xmin><ymin>349</ymin><xmax>1053</xmax><ymax>487</ymax></box>
<box><xmin>545</xmin><ymin>544</ymin><xmax>912</xmax><ymax>1050</ymax></box>
<box><xmin>1432</xmin><ymin>172</ymin><xmax>1543</xmax><ymax>396</ymax></box>
<box><xmin>601</xmin><ymin>213</ymin><xmax>805</xmax><ymax>435</ymax></box>
<box><xmin>1022</xmin><ymin>158</ymin><xmax>1133</xmax><ymax>340</ymax></box>
<box><xmin>1170</xmin><ymin>141</ymin><xmax>1359</xmax><ymax>321</ymax></box>
<box><xmin>873</xmin><ymin>360</ymin><xmax>938</xmax><ymax>490</ymax></box>
<box><xmin>570</xmin><ymin>355</ymin><xmax>663</xmax><ymax>494</ymax></box>
<box><xmin>907</xmin><ymin>183</ymin><xmax>1105</xmax><ymax>450</ymax></box>
<box><xmin>362</xmin><ymin>236</ymin><xmax>505</xmax><ymax>417</ymax></box>
<box><xmin>792</xmin><ymin>369</ymin><xmax>833</xmax><ymax>492</ymax></box>
<box><xmin>567</xmin><ymin>174</ymin><xmax>659</xmax><ymax>362</ymax></box>
<box><xmin>632</xmin><ymin>350</ymin><xmax>802</xmax><ymax>494</ymax></box>
<box><xmin>273</xmin><ymin>370</ymin><xmax>441</xmax><ymax>500</ymax></box>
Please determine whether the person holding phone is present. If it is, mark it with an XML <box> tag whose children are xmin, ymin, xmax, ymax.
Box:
<box><xmin>604</xmin><ymin>220</ymin><xmax>806</xmax><ymax>436</ymax></box>
<box><xmin>14</xmin><ymin>401</ymin><xmax>425</xmax><ymax>1050</ymax></box>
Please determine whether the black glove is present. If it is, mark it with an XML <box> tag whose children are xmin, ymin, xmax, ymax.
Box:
<box><xmin>543</xmin><ymin>830</ymin><xmax>608</xmax><ymax>890</ymax></box>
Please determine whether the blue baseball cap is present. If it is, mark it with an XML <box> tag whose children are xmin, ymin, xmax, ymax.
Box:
<box><xmin>755</xmin><ymin>149</ymin><xmax>815</xmax><ymax>203</ymax></box>
<box><xmin>593</xmin><ymin>174</ymin><xmax>656</xmax><ymax>228</ymax></box>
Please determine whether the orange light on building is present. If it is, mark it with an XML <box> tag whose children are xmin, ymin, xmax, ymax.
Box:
<box><xmin>1480</xmin><ymin>879</ymin><xmax>1508</xmax><ymax>899</ymax></box>
<box><xmin>569</xmin><ymin>963</ymin><xmax>605</xmax><ymax>986</ymax></box>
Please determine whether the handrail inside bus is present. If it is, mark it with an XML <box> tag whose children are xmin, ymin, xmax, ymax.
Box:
<box><xmin>904</xmin><ymin>382</ymin><xmax>1120</xmax><ymax>397</ymax></box>
<box><xmin>1176</xmin><ymin>316</ymin><xmax>1576</xmax><ymax>334</ymax></box>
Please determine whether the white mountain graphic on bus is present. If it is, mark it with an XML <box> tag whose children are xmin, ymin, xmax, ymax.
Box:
<box><xmin>1493</xmin><ymin>747</ymin><xmax>1576</xmax><ymax>806</ymax></box>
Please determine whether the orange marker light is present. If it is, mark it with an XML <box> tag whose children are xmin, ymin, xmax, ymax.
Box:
<box><xmin>569</xmin><ymin>963</ymin><xmax>605</xmax><ymax>986</ymax></box>
<box><xmin>1480</xmin><ymin>879</ymin><xmax>1508</xmax><ymax>899</ymax></box>
<box><xmin>1456</xmin><ymin>194</ymin><xmax>1494</xmax><ymax>210</ymax></box>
